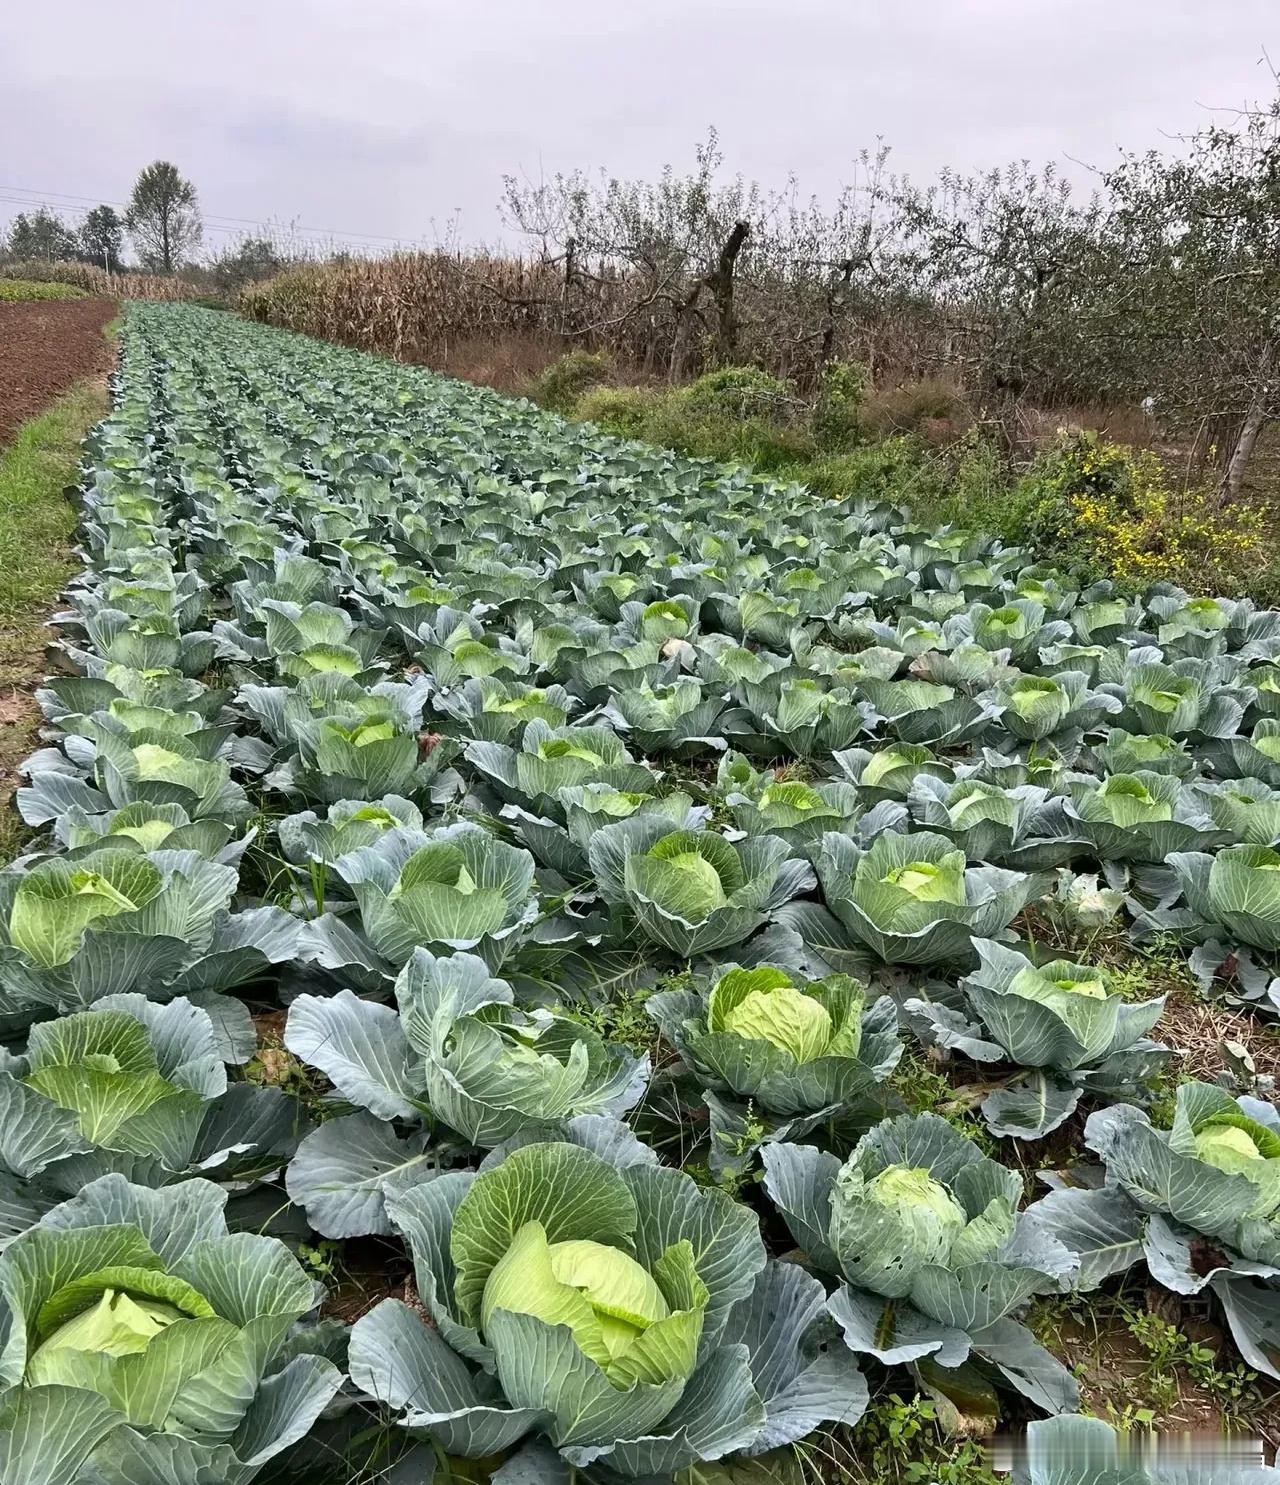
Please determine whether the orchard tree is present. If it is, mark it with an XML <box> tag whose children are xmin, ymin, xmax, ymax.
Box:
<box><xmin>6</xmin><ymin>207</ymin><xmax>78</xmax><ymax>261</ymax></box>
<box><xmin>126</xmin><ymin>160</ymin><xmax>201</xmax><ymax>272</ymax></box>
<box><xmin>79</xmin><ymin>204</ymin><xmax>124</xmax><ymax>270</ymax></box>
<box><xmin>1101</xmin><ymin>95</ymin><xmax>1280</xmax><ymax>504</ymax></box>
<box><xmin>502</xmin><ymin>131</ymin><xmax>762</xmax><ymax>377</ymax></box>
<box><xmin>889</xmin><ymin>163</ymin><xmax>1113</xmax><ymax>434</ymax></box>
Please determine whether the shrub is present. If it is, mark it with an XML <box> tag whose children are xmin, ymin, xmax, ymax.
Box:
<box><xmin>786</xmin><ymin>437</ymin><xmax>931</xmax><ymax>502</ymax></box>
<box><xmin>676</xmin><ymin>365</ymin><xmax>796</xmax><ymax>419</ymax></box>
<box><xmin>1015</xmin><ymin>431</ymin><xmax>1262</xmax><ymax>592</ymax></box>
<box><xmin>859</xmin><ymin>376</ymin><xmax>970</xmax><ymax>439</ymax></box>
<box><xmin>894</xmin><ymin>430</ymin><xmax>1024</xmax><ymax>532</ymax></box>
<box><xmin>810</xmin><ymin>360</ymin><xmax>869</xmax><ymax>447</ymax></box>
<box><xmin>652</xmin><ymin>406</ymin><xmax>814</xmax><ymax>471</ymax></box>
<box><xmin>569</xmin><ymin>365</ymin><xmax>1267</xmax><ymax>604</ymax></box>
<box><xmin>532</xmin><ymin>349</ymin><xmax>614</xmax><ymax>412</ymax></box>
<box><xmin>576</xmin><ymin>385</ymin><xmax>658</xmax><ymax>438</ymax></box>
<box><xmin>575</xmin><ymin>379</ymin><xmax>814</xmax><ymax>471</ymax></box>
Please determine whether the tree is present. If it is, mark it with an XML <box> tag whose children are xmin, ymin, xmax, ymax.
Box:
<box><xmin>79</xmin><ymin>205</ymin><xmax>124</xmax><ymax>271</ymax></box>
<box><xmin>499</xmin><ymin>134</ymin><xmax>919</xmax><ymax>386</ymax></box>
<box><xmin>126</xmin><ymin>160</ymin><xmax>201</xmax><ymax>272</ymax></box>
<box><xmin>210</xmin><ymin>235</ymin><xmax>285</xmax><ymax>294</ymax></box>
<box><xmin>1099</xmin><ymin>96</ymin><xmax>1280</xmax><ymax>504</ymax></box>
<box><xmin>889</xmin><ymin>163</ymin><xmax>1113</xmax><ymax>437</ymax></box>
<box><xmin>5</xmin><ymin>207</ymin><xmax>78</xmax><ymax>261</ymax></box>
<box><xmin>502</xmin><ymin>131</ymin><xmax>768</xmax><ymax>378</ymax></box>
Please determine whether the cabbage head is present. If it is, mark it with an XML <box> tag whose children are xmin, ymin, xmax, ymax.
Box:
<box><xmin>0</xmin><ymin>994</ymin><xmax>302</xmax><ymax>1245</ymax></box>
<box><xmin>298</xmin><ymin>821</ymin><xmax>540</xmax><ymax>974</ymax></box>
<box><xmin>0</xmin><ymin>847</ymin><xmax>299</xmax><ymax>1025</ymax></box>
<box><xmin>959</xmin><ymin>939</ymin><xmax>1166</xmax><ymax>1072</ymax></box>
<box><xmin>1039</xmin><ymin>1084</ymin><xmax>1280</xmax><ymax>1382</ymax></box>
<box><xmin>346</xmin><ymin>1130</ymin><xmax>867</xmax><ymax>1474</ymax></box>
<box><xmin>904</xmin><ymin>939</ymin><xmax>1170</xmax><ymax>1140</ymax></box>
<box><xmin>0</xmin><ymin>1175</ymin><xmax>341</xmax><ymax>1483</ymax></box>
<box><xmin>763</xmin><ymin>1114</ymin><xmax>1074</xmax><ymax>1339</ymax></box>
<box><xmin>810</xmin><ymin>830</ymin><xmax>1041</xmax><ymax>965</ymax></box>
<box><xmin>465</xmin><ymin>720</ymin><xmax>654</xmax><ymax>815</ymax></box>
<box><xmin>1155</xmin><ymin>845</ymin><xmax>1280</xmax><ymax>954</ymax></box>
<box><xmin>832</xmin><ymin>743</ymin><xmax>955</xmax><ymax>801</ymax></box>
<box><xmin>1090</xmin><ymin>729</ymin><xmax>1196</xmax><ymax>778</ymax></box>
<box><xmin>590</xmin><ymin>817</ymin><xmax>811</xmax><ymax>956</ymax></box>
<box><xmin>1200</xmin><ymin>718</ymin><xmax>1280</xmax><ymax>788</ymax></box>
<box><xmin>997</xmin><ymin>670</ymin><xmax>1117</xmax><ymax>742</ymax></box>
<box><xmin>1196</xmin><ymin>777</ymin><xmax>1280</xmax><ymax>848</ymax></box>
<box><xmin>284</xmin><ymin>950</ymin><xmax>649</xmax><ymax>1235</ymax></box>
<box><xmin>719</xmin><ymin>754</ymin><xmax>864</xmax><ymax>845</ymax></box>
<box><xmin>648</xmin><ymin>965</ymin><xmax>901</xmax><ymax>1120</ymax></box>
<box><xmin>1084</xmin><ymin>1081</ymin><xmax>1280</xmax><ymax>1255</ymax></box>
<box><xmin>604</xmin><ymin>677</ymin><xmax>729</xmax><ymax>756</ymax></box>
<box><xmin>906</xmin><ymin>775</ymin><xmax>1081</xmax><ymax>870</ymax></box>
<box><xmin>504</xmin><ymin>782</ymin><xmax>705</xmax><ymax>880</ymax></box>
<box><xmin>1062</xmin><ymin>772</ymin><xmax>1228</xmax><ymax>862</ymax></box>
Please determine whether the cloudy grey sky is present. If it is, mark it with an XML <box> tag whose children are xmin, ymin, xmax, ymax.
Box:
<box><xmin>5</xmin><ymin>1</ymin><xmax>1277</xmax><ymax>258</ymax></box>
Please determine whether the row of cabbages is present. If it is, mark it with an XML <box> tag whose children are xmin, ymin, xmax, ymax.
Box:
<box><xmin>1</xmin><ymin>303</ymin><xmax>1279</xmax><ymax>1484</ymax></box>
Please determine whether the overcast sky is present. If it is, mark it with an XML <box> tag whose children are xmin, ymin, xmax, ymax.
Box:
<box><xmin>5</xmin><ymin>1</ymin><xmax>1278</xmax><ymax>258</ymax></box>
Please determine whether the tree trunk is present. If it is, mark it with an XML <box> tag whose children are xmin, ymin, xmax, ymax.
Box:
<box><xmin>560</xmin><ymin>237</ymin><xmax>577</xmax><ymax>342</ymax></box>
<box><xmin>668</xmin><ymin>281</ymin><xmax>702</xmax><ymax>383</ymax></box>
<box><xmin>706</xmin><ymin>220</ymin><xmax>750</xmax><ymax>365</ymax></box>
<box><xmin>1217</xmin><ymin>343</ymin><xmax>1274</xmax><ymax>506</ymax></box>
<box><xmin>819</xmin><ymin>258</ymin><xmax>855</xmax><ymax>369</ymax></box>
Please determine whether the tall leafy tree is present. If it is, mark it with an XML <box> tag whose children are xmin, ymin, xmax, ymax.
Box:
<box><xmin>78</xmin><ymin>204</ymin><xmax>124</xmax><ymax>270</ymax></box>
<box><xmin>126</xmin><ymin>160</ymin><xmax>201</xmax><ymax>272</ymax></box>
<box><xmin>6</xmin><ymin>207</ymin><xmax>78</xmax><ymax>261</ymax></box>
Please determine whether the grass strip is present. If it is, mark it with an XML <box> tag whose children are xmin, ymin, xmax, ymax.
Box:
<box><xmin>0</xmin><ymin>380</ymin><xmax>109</xmax><ymax>859</ymax></box>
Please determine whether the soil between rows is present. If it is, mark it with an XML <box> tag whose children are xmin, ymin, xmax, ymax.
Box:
<box><xmin>0</xmin><ymin>298</ymin><xmax>117</xmax><ymax>447</ymax></box>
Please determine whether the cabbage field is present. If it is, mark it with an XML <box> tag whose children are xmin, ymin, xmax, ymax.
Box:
<box><xmin>2</xmin><ymin>303</ymin><xmax>1279</xmax><ymax>1483</ymax></box>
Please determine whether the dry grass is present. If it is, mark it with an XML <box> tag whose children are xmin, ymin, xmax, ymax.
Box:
<box><xmin>1157</xmin><ymin>988</ymin><xmax>1280</xmax><ymax>1084</ymax></box>
<box><xmin>240</xmin><ymin>248</ymin><xmax>956</xmax><ymax>389</ymax></box>
<box><xmin>858</xmin><ymin>375</ymin><xmax>971</xmax><ymax>439</ymax></box>
<box><xmin>433</xmin><ymin>330</ymin><xmax>564</xmax><ymax>394</ymax></box>
<box><xmin>1019</xmin><ymin>401</ymin><xmax>1159</xmax><ymax>451</ymax></box>
<box><xmin>241</xmin><ymin>252</ymin><xmax>591</xmax><ymax>365</ymax></box>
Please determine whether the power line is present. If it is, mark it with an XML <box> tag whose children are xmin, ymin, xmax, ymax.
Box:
<box><xmin>0</xmin><ymin>181</ymin><xmax>432</xmax><ymax>248</ymax></box>
<box><xmin>1</xmin><ymin>193</ymin><xmax>236</xmax><ymax>234</ymax></box>
<box><xmin>0</xmin><ymin>194</ymin><xmax>386</xmax><ymax>257</ymax></box>
<box><xmin>0</xmin><ymin>199</ymin><xmax>415</xmax><ymax>262</ymax></box>
<box><xmin>0</xmin><ymin>182</ymin><xmax>419</xmax><ymax>244</ymax></box>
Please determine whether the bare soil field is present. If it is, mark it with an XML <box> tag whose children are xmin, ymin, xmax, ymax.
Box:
<box><xmin>0</xmin><ymin>298</ymin><xmax>116</xmax><ymax>446</ymax></box>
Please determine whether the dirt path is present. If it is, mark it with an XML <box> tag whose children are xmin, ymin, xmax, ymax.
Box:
<box><xmin>0</xmin><ymin>298</ymin><xmax>117</xmax><ymax>447</ymax></box>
